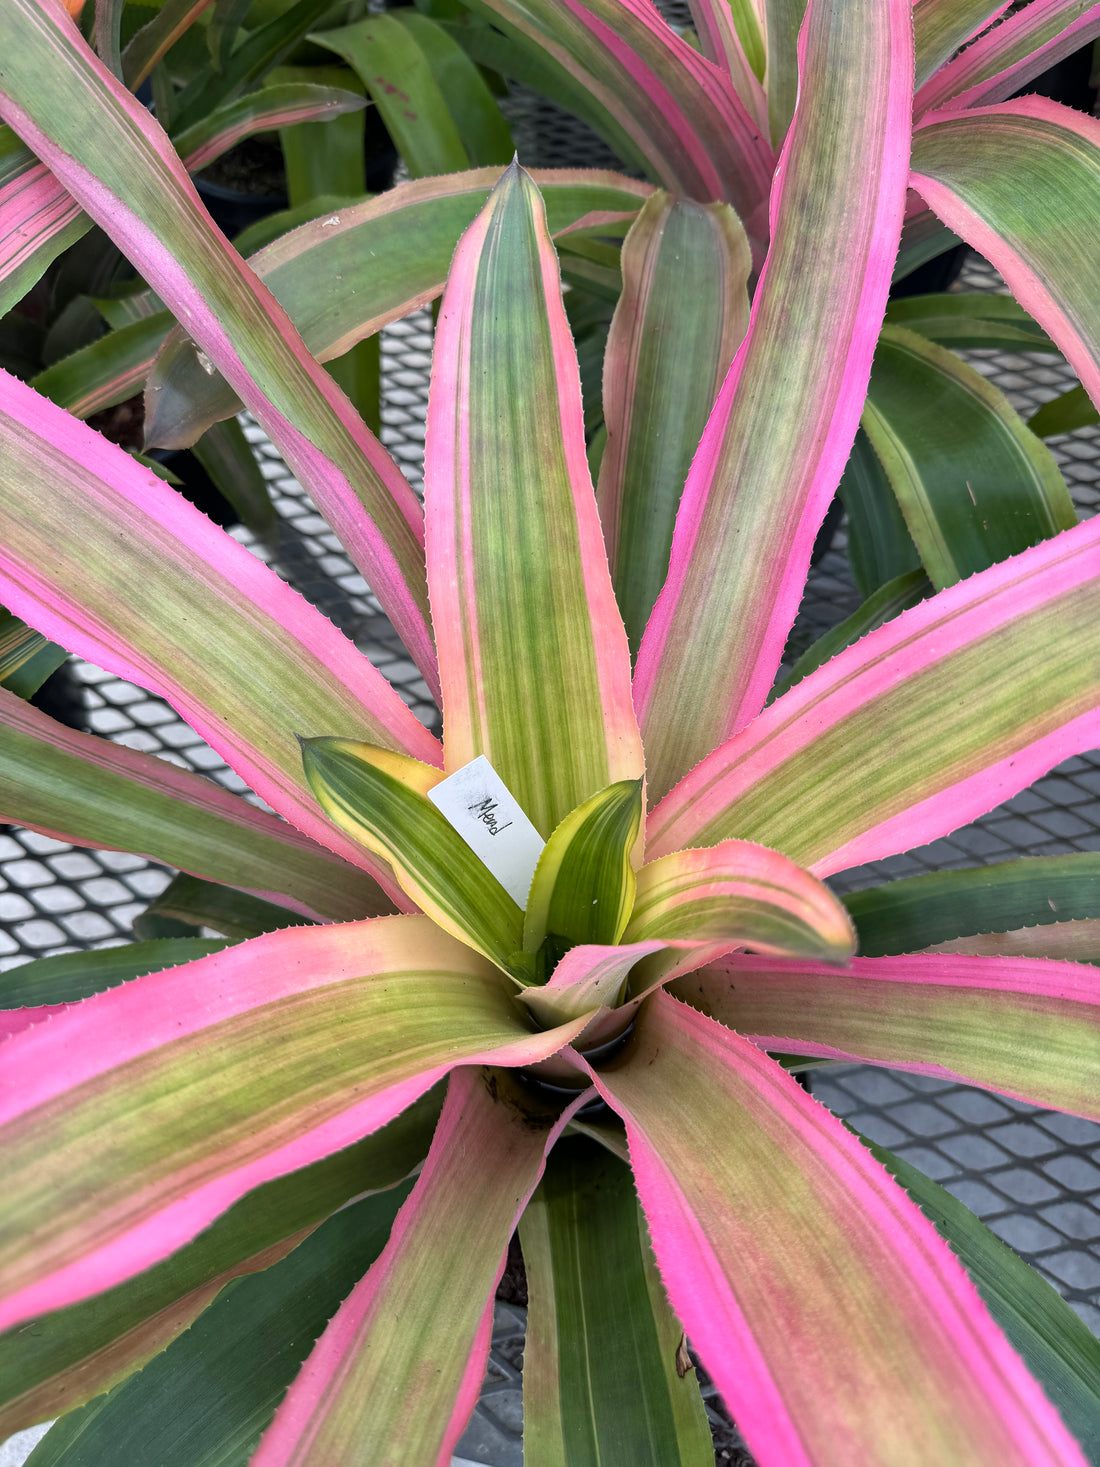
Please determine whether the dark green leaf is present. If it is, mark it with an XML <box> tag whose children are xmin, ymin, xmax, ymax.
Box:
<box><xmin>1029</xmin><ymin>384</ymin><xmax>1098</xmax><ymax>439</ymax></box>
<box><xmin>520</xmin><ymin>1136</ymin><xmax>712</xmax><ymax>1467</ymax></box>
<box><xmin>0</xmin><ymin>610</ymin><xmax>69</xmax><ymax>701</ymax></box>
<box><xmin>884</xmin><ymin>293</ymin><xmax>1057</xmax><ymax>354</ymax></box>
<box><xmin>269</xmin><ymin>67</ymin><xmax>367</xmax><ymax>207</ymax></box>
<box><xmin>314</xmin><ymin>13</ymin><xmax>474</xmax><ymax>177</ymax></box>
<box><xmin>190</xmin><ymin>416</ymin><xmax>278</xmax><ymax>538</ymax></box>
<box><xmin>133</xmin><ymin>874</ymin><xmax>313</xmax><ymax>943</ymax></box>
<box><xmin>845</xmin><ymin>853</ymin><xmax>1100</xmax><ymax>957</ymax></box>
<box><xmin>863</xmin><ymin>325</ymin><xmax>1076</xmax><ymax>589</ymax></box>
<box><xmin>0</xmin><ymin>939</ymin><xmax>227</xmax><ymax>1008</ymax></box>
<box><xmin>390</xmin><ymin>9</ymin><xmax>513</xmax><ymax>166</ymax></box>
<box><xmin>838</xmin><ymin>426</ymin><xmax>921</xmax><ymax>598</ymax></box>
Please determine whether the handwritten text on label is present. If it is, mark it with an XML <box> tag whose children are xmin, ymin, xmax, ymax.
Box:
<box><xmin>427</xmin><ymin>756</ymin><xmax>545</xmax><ymax>908</ymax></box>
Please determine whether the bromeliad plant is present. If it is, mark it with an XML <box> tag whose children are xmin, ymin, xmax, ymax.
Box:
<box><xmin>1</xmin><ymin>0</ymin><xmax>1100</xmax><ymax>1464</ymax></box>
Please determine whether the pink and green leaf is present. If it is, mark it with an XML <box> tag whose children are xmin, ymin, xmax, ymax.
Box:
<box><xmin>862</xmin><ymin>324</ymin><xmax>1076</xmax><ymax>589</ymax></box>
<box><xmin>0</xmin><ymin>917</ymin><xmax>588</xmax><ymax>1332</ymax></box>
<box><xmin>0</xmin><ymin>688</ymin><xmax>388</xmax><ymax>923</ymax></box>
<box><xmin>632</xmin><ymin>0</ymin><xmax>914</xmax><ymax>799</ymax></box>
<box><xmin>597</xmin><ymin>191</ymin><xmax>750</xmax><ymax>655</ymax></box>
<box><xmin>587</xmin><ymin>992</ymin><xmax>1089</xmax><ymax>1467</ymax></box>
<box><xmin>26</xmin><ymin>1183</ymin><xmax>413</xmax><ymax>1465</ymax></box>
<box><xmin>913</xmin><ymin>0</ymin><xmax>1012</xmax><ymax>91</ymax></box>
<box><xmin>647</xmin><ymin>515</ymin><xmax>1100</xmax><ymax>875</ymax></box>
<box><xmin>520</xmin><ymin>1136</ymin><xmax>714</xmax><ymax>1467</ymax></box>
<box><xmin>425</xmin><ymin>163</ymin><xmax>643</xmax><ymax>835</ymax></box>
<box><xmin>172</xmin><ymin>81</ymin><xmax>369</xmax><ymax>175</ymax></box>
<box><xmin>0</xmin><ymin>939</ymin><xmax>226</xmax><ymax>1010</ymax></box>
<box><xmin>0</xmin><ymin>0</ymin><xmax>438</xmax><ymax>692</ymax></box>
<box><xmin>301</xmin><ymin>736</ymin><xmax>527</xmax><ymax>973</ymax></box>
<box><xmin>683</xmin><ymin>0</ymin><xmax>768</xmax><ymax>136</ymax></box>
<box><xmin>674</xmin><ymin>951</ymin><xmax>1100</xmax><ymax>1119</ymax></box>
<box><xmin>766</xmin><ymin>569</ymin><xmax>931</xmax><ymax>705</ymax></box>
<box><xmin>462</xmin><ymin>0</ymin><xmax>774</xmax><ymax>222</ymax></box>
<box><xmin>524</xmin><ymin>779</ymin><xmax>644</xmax><ymax>959</ymax></box>
<box><xmin>0</xmin><ymin>1091</ymin><xmax>443</xmax><ymax>1435</ymax></box>
<box><xmin>0</xmin><ymin>375</ymin><xmax>439</xmax><ymax>889</ymax></box>
<box><xmin>145</xmin><ymin>166</ymin><xmax>650</xmax><ymax>448</ymax></box>
<box><xmin>925</xmin><ymin>920</ymin><xmax>1100</xmax><ymax>961</ymax></box>
<box><xmin>252</xmin><ymin>1068</ymin><xmax>586</xmax><ymax>1467</ymax></box>
<box><xmin>519</xmin><ymin>941</ymin><xmax>667</xmax><ymax>1028</ymax></box>
<box><xmin>915</xmin><ymin>0</ymin><xmax>1100</xmax><ymax>116</ymax></box>
<box><xmin>871</xmin><ymin>1140</ymin><xmax>1100</xmax><ymax>1466</ymax></box>
<box><xmin>30</xmin><ymin>310</ymin><xmax>171</xmax><ymax>419</ymax></box>
<box><xmin>912</xmin><ymin>100</ymin><xmax>1100</xmax><ymax>415</ymax></box>
<box><xmin>623</xmin><ymin>839</ymin><xmax>856</xmax><ymax>962</ymax></box>
<box><xmin>0</xmin><ymin>137</ymin><xmax>88</xmax><ymax>318</ymax></box>
<box><xmin>0</xmin><ymin>83</ymin><xmax>365</xmax><ymax>349</ymax></box>
<box><xmin>845</xmin><ymin>853</ymin><xmax>1100</xmax><ymax>956</ymax></box>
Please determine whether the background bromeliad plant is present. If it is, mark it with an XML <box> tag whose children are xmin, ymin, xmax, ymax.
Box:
<box><xmin>0</xmin><ymin>0</ymin><xmax>1098</xmax><ymax>1464</ymax></box>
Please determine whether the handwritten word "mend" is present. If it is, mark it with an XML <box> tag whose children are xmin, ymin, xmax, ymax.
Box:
<box><xmin>427</xmin><ymin>756</ymin><xmax>545</xmax><ymax>907</ymax></box>
<box><xmin>468</xmin><ymin>796</ymin><xmax>513</xmax><ymax>837</ymax></box>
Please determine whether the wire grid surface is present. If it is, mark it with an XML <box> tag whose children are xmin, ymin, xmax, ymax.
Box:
<box><xmin>1</xmin><ymin>268</ymin><xmax>1099</xmax><ymax>1464</ymax></box>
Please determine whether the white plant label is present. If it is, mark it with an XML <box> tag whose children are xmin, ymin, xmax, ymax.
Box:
<box><xmin>427</xmin><ymin>755</ymin><xmax>545</xmax><ymax>908</ymax></box>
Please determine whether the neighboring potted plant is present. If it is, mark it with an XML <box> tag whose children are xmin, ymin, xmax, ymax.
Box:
<box><xmin>0</xmin><ymin>2</ymin><xmax>1098</xmax><ymax>1465</ymax></box>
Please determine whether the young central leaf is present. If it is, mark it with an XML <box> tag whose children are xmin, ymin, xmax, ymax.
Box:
<box><xmin>300</xmin><ymin>737</ymin><xmax>526</xmax><ymax>977</ymax></box>
<box><xmin>523</xmin><ymin>779</ymin><xmax>643</xmax><ymax>977</ymax></box>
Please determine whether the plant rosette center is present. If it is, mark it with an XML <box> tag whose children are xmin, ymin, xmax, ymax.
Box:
<box><xmin>300</xmin><ymin>736</ymin><xmax>857</xmax><ymax>1063</ymax></box>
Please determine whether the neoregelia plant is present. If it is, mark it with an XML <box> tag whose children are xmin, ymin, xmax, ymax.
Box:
<box><xmin>0</xmin><ymin>0</ymin><xmax>1098</xmax><ymax>1464</ymax></box>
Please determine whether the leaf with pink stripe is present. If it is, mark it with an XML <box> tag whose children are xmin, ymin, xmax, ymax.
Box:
<box><xmin>915</xmin><ymin>0</ymin><xmax>1100</xmax><ymax>116</ymax></box>
<box><xmin>585</xmin><ymin>991</ymin><xmax>1088</xmax><ymax>1467</ymax></box>
<box><xmin>632</xmin><ymin>0</ymin><xmax>913</xmax><ymax>800</ymax></box>
<box><xmin>425</xmin><ymin>163</ymin><xmax>642</xmax><ymax>835</ymax></box>
<box><xmin>597</xmin><ymin>190</ymin><xmax>750</xmax><ymax>656</ymax></box>
<box><xmin>0</xmin><ymin>372</ymin><xmax>438</xmax><ymax>894</ymax></box>
<box><xmin>926</xmin><ymin>919</ymin><xmax>1100</xmax><ymax>961</ymax></box>
<box><xmin>0</xmin><ymin>0</ymin><xmax>437</xmax><ymax>693</ymax></box>
<box><xmin>0</xmin><ymin>917</ymin><xmax>590</xmax><ymax>1333</ymax></box>
<box><xmin>913</xmin><ymin>0</ymin><xmax>1012</xmax><ymax>91</ymax></box>
<box><xmin>647</xmin><ymin>515</ymin><xmax>1100</xmax><ymax>876</ymax></box>
<box><xmin>146</xmin><ymin>166</ymin><xmax>651</xmax><ymax>450</ymax></box>
<box><xmin>912</xmin><ymin>99</ymin><xmax>1100</xmax><ymax>417</ymax></box>
<box><xmin>673</xmin><ymin>952</ymin><xmax>1100</xmax><ymax>1119</ymax></box>
<box><xmin>520</xmin><ymin>940</ymin><xmax>668</xmax><ymax>1028</ymax></box>
<box><xmin>171</xmin><ymin>82</ymin><xmax>368</xmax><ymax>174</ymax></box>
<box><xmin>253</xmin><ymin>1068</ymin><xmax>587</xmax><ymax>1466</ymax></box>
<box><xmin>0</xmin><ymin>83</ymin><xmax>369</xmax><ymax>347</ymax></box>
<box><xmin>624</xmin><ymin>840</ymin><xmax>856</xmax><ymax>959</ymax></box>
<box><xmin>0</xmin><ymin>138</ymin><xmax>87</xmax><ymax>318</ymax></box>
<box><xmin>682</xmin><ymin>0</ymin><xmax>768</xmax><ymax>136</ymax></box>
<box><xmin>0</xmin><ymin>688</ymin><xmax>387</xmax><ymax>924</ymax></box>
<box><xmin>468</xmin><ymin>0</ymin><xmax>773</xmax><ymax>224</ymax></box>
